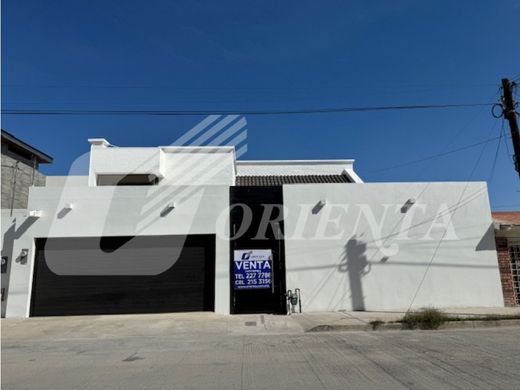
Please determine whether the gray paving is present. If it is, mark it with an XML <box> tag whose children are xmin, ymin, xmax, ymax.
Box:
<box><xmin>2</xmin><ymin>313</ymin><xmax>520</xmax><ymax>389</ymax></box>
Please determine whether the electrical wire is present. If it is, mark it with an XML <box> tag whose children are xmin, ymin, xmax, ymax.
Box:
<box><xmin>1</xmin><ymin>102</ymin><xmax>493</xmax><ymax>116</ymax></box>
<box><xmin>406</xmin><ymin>120</ymin><xmax>500</xmax><ymax>311</ymax></box>
<box><xmin>2</xmin><ymin>82</ymin><xmax>497</xmax><ymax>90</ymax></box>
<box><xmin>369</xmin><ymin>134</ymin><xmax>506</xmax><ymax>174</ymax></box>
<box><xmin>366</xmin><ymin>102</ymin><xmax>496</xmax><ymax>259</ymax></box>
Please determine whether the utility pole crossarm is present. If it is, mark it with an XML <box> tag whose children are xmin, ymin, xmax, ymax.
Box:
<box><xmin>501</xmin><ymin>78</ymin><xmax>520</xmax><ymax>177</ymax></box>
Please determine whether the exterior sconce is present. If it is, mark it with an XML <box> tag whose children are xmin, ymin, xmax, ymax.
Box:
<box><xmin>160</xmin><ymin>202</ymin><xmax>175</xmax><ymax>217</ymax></box>
<box><xmin>28</xmin><ymin>210</ymin><xmax>42</xmax><ymax>218</ymax></box>
<box><xmin>401</xmin><ymin>198</ymin><xmax>416</xmax><ymax>213</ymax></box>
<box><xmin>312</xmin><ymin>199</ymin><xmax>326</xmax><ymax>214</ymax></box>
<box><xmin>57</xmin><ymin>203</ymin><xmax>73</xmax><ymax>219</ymax></box>
<box><xmin>18</xmin><ymin>249</ymin><xmax>29</xmax><ymax>264</ymax></box>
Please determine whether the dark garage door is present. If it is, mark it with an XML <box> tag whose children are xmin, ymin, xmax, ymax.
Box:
<box><xmin>30</xmin><ymin>235</ymin><xmax>215</xmax><ymax>316</ymax></box>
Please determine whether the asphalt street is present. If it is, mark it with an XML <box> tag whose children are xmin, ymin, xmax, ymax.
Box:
<box><xmin>2</xmin><ymin>314</ymin><xmax>520</xmax><ymax>389</ymax></box>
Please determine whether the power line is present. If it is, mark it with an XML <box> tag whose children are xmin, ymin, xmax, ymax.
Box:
<box><xmin>370</xmin><ymin>134</ymin><xmax>507</xmax><ymax>174</ymax></box>
<box><xmin>1</xmin><ymin>102</ymin><xmax>493</xmax><ymax>117</ymax></box>
<box><xmin>2</xmin><ymin>82</ymin><xmax>497</xmax><ymax>90</ymax></box>
<box><xmin>406</xmin><ymin>120</ymin><xmax>500</xmax><ymax>311</ymax></box>
<box><xmin>364</xmin><ymin>103</ymin><xmax>493</xmax><ymax>257</ymax></box>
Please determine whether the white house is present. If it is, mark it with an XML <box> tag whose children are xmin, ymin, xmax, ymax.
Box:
<box><xmin>1</xmin><ymin>138</ymin><xmax>504</xmax><ymax>317</ymax></box>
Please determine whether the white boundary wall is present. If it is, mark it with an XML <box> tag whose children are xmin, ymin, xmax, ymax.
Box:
<box><xmin>283</xmin><ymin>182</ymin><xmax>504</xmax><ymax>312</ymax></box>
<box><xmin>3</xmin><ymin>180</ymin><xmax>505</xmax><ymax>317</ymax></box>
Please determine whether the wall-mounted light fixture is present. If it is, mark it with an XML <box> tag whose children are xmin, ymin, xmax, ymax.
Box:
<box><xmin>401</xmin><ymin>198</ymin><xmax>416</xmax><ymax>213</ymax></box>
<box><xmin>312</xmin><ymin>199</ymin><xmax>326</xmax><ymax>214</ymax></box>
<box><xmin>57</xmin><ymin>203</ymin><xmax>74</xmax><ymax>219</ymax></box>
<box><xmin>160</xmin><ymin>202</ymin><xmax>175</xmax><ymax>217</ymax></box>
<box><xmin>28</xmin><ymin>210</ymin><xmax>42</xmax><ymax>218</ymax></box>
<box><xmin>18</xmin><ymin>249</ymin><xmax>29</xmax><ymax>264</ymax></box>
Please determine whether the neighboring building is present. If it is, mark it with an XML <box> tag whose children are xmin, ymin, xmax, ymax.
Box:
<box><xmin>1</xmin><ymin>130</ymin><xmax>53</xmax><ymax>211</ymax></box>
<box><xmin>1</xmin><ymin>130</ymin><xmax>53</xmax><ymax>317</ymax></box>
<box><xmin>493</xmin><ymin>211</ymin><xmax>520</xmax><ymax>306</ymax></box>
<box><xmin>2</xmin><ymin>137</ymin><xmax>505</xmax><ymax>318</ymax></box>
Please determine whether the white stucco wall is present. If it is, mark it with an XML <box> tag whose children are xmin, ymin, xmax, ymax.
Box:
<box><xmin>283</xmin><ymin>182</ymin><xmax>503</xmax><ymax>312</ymax></box>
<box><xmin>89</xmin><ymin>147</ymin><xmax>162</xmax><ymax>185</ymax></box>
<box><xmin>45</xmin><ymin>176</ymin><xmax>89</xmax><ymax>187</ymax></box>
<box><xmin>4</xmin><ymin>178</ymin><xmax>504</xmax><ymax>317</ymax></box>
<box><xmin>88</xmin><ymin>144</ymin><xmax>235</xmax><ymax>186</ymax></box>
<box><xmin>161</xmin><ymin>150</ymin><xmax>235</xmax><ymax>185</ymax></box>
<box><xmin>4</xmin><ymin>184</ymin><xmax>230</xmax><ymax>317</ymax></box>
<box><xmin>1</xmin><ymin>209</ymin><xmax>29</xmax><ymax>317</ymax></box>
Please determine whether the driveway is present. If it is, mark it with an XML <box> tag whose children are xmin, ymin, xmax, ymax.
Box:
<box><xmin>2</xmin><ymin>313</ymin><xmax>520</xmax><ymax>389</ymax></box>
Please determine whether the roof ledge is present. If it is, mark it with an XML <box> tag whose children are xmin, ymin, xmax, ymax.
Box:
<box><xmin>88</xmin><ymin>138</ymin><xmax>111</xmax><ymax>147</ymax></box>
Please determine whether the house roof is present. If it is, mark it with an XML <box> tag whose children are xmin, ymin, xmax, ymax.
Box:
<box><xmin>1</xmin><ymin>129</ymin><xmax>53</xmax><ymax>164</ymax></box>
<box><xmin>236</xmin><ymin>174</ymin><xmax>351</xmax><ymax>186</ymax></box>
<box><xmin>492</xmin><ymin>211</ymin><xmax>520</xmax><ymax>226</ymax></box>
<box><xmin>236</xmin><ymin>159</ymin><xmax>363</xmax><ymax>183</ymax></box>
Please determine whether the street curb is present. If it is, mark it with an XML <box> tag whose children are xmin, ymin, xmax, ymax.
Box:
<box><xmin>307</xmin><ymin>323</ymin><xmax>401</xmax><ymax>332</ymax></box>
<box><xmin>438</xmin><ymin>319</ymin><xmax>520</xmax><ymax>330</ymax></box>
<box><xmin>306</xmin><ymin>319</ymin><xmax>520</xmax><ymax>332</ymax></box>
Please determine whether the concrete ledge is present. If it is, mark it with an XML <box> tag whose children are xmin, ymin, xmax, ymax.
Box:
<box><xmin>439</xmin><ymin>319</ymin><xmax>520</xmax><ymax>330</ymax></box>
<box><xmin>307</xmin><ymin>319</ymin><xmax>520</xmax><ymax>332</ymax></box>
<box><xmin>308</xmin><ymin>323</ymin><xmax>402</xmax><ymax>332</ymax></box>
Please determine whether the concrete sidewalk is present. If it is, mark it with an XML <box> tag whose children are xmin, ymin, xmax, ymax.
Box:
<box><xmin>2</xmin><ymin>307</ymin><xmax>520</xmax><ymax>338</ymax></box>
<box><xmin>1</xmin><ymin>312</ymin><xmax>303</xmax><ymax>339</ymax></box>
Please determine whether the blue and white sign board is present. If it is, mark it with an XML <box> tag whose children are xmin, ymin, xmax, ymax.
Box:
<box><xmin>233</xmin><ymin>249</ymin><xmax>272</xmax><ymax>290</ymax></box>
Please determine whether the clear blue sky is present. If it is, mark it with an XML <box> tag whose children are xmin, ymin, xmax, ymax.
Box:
<box><xmin>2</xmin><ymin>0</ymin><xmax>519</xmax><ymax>209</ymax></box>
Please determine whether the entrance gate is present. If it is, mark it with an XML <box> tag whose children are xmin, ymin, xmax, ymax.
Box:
<box><xmin>229</xmin><ymin>186</ymin><xmax>286</xmax><ymax>314</ymax></box>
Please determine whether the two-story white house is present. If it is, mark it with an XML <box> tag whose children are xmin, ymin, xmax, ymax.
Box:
<box><xmin>2</xmin><ymin>138</ymin><xmax>504</xmax><ymax>317</ymax></box>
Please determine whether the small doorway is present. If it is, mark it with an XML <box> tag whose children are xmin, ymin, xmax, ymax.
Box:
<box><xmin>230</xmin><ymin>186</ymin><xmax>286</xmax><ymax>314</ymax></box>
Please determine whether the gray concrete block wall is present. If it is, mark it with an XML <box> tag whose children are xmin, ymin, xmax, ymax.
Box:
<box><xmin>1</xmin><ymin>154</ymin><xmax>46</xmax><ymax>210</ymax></box>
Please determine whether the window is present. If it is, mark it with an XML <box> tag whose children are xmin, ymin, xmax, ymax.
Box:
<box><xmin>509</xmin><ymin>241</ymin><xmax>520</xmax><ymax>305</ymax></box>
<box><xmin>97</xmin><ymin>174</ymin><xmax>160</xmax><ymax>186</ymax></box>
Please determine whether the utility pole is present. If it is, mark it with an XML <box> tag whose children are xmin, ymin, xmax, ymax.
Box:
<box><xmin>501</xmin><ymin>78</ymin><xmax>520</xmax><ymax>177</ymax></box>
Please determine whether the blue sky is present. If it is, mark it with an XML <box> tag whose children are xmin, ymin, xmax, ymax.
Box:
<box><xmin>2</xmin><ymin>0</ymin><xmax>520</xmax><ymax>209</ymax></box>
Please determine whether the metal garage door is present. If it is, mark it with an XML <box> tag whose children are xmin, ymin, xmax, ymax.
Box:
<box><xmin>30</xmin><ymin>235</ymin><xmax>215</xmax><ymax>316</ymax></box>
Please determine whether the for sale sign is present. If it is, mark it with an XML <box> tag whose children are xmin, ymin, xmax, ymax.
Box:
<box><xmin>233</xmin><ymin>249</ymin><xmax>272</xmax><ymax>290</ymax></box>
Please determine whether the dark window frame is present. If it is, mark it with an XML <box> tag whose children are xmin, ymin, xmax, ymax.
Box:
<box><xmin>96</xmin><ymin>174</ymin><xmax>160</xmax><ymax>186</ymax></box>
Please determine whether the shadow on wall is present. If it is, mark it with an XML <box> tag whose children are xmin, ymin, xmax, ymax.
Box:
<box><xmin>339</xmin><ymin>236</ymin><xmax>371</xmax><ymax>311</ymax></box>
<box><xmin>475</xmin><ymin>223</ymin><xmax>497</xmax><ymax>252</ymax></box>
<box><xmin>1</xmin><ymin>216</ymin><xmax>38</xmax><ymax>317</ymax></box>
